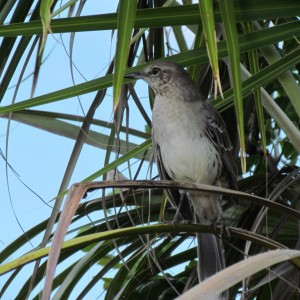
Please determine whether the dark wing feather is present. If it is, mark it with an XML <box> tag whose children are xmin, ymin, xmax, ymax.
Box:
<box><xmin>204</xmin><ymin>103</ymin><xmax>238</xmax><ymax>191</ymax></box>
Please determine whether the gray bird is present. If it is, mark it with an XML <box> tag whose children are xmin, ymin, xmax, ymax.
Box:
<box><xmin>125</xmin><ymin>61</ymin><xmax>237</xmax><ymax>297</ymax></box>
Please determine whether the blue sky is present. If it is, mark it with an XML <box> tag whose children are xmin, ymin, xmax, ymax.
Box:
<box><xmin>0</xmin><ymin>1</ymin><xmax>131</xmax><ymax>298</ymax></box>
<box><xmin>0</xmin><ymin>1</ymin><xmax>118</xmax><ymax>245</ymax></box>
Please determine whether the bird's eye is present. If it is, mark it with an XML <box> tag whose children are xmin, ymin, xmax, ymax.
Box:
<box><xmin>151</xmin><ymin>67</ymin><xmax>161</xmax><ymax>76</ymax></box>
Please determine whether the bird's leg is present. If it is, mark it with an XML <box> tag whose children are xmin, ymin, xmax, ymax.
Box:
<box><xmin>215</xmin><ymin>198</ymin><xmax>230</xmax><ymax>238</ymax></box>
<box><xmin>172</xmin><ymin>192</ymin><xmax>186</xmax><ymax>224</ymax></box>
<box><xmin>219</xmin><ymin>218</ymin><xmax>230</xmax><ymax>239</ymax></box>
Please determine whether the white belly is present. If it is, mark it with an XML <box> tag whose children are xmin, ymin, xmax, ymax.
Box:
<box><xmin>160</xmin><ymin>134</ymin><xmax>220</xmax><ymax>184</ymax></box>
<box><xmin>152</xmin><ymin>95</ymin><xmax>223</xmax><ymax>225</ymax></box>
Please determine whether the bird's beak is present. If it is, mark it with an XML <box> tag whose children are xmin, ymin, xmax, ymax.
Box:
<box><xmin>124</xmin><ymin>71</ymin><xmax>143</xmax><ymax>79</ymax></box>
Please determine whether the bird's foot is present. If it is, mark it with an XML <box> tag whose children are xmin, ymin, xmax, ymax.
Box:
<box><xmin>215</xmin><ymin>218</ymin><xmax>230</xmax><ymax>239</ymax></box>
<box><xmin>165</xmin><ymin>192</ymin><xmax>191</xmax><ymax>225</ymax></box>
<box><xmin>162</xmin><ymin>214</ymin><xmax>191</xmax><ymax>225</ymax></box>
<box><xmin>172</xmin><ymin>218</ymin><xmax>191</xmax><ymax>225</ymax></box>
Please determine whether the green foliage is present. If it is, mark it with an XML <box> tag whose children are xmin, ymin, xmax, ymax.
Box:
<box><xmin>0</xmin><ymin>1</ymin><xmax>300</xmax><ymax>299</ymax></box>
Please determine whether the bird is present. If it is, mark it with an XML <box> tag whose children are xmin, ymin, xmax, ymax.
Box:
<box><xmin>125</xmin><ymin>61</ymin><xmax>237</xmax><ymax>298</ymax></box>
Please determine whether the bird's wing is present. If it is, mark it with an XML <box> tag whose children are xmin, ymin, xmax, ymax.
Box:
<box><xmin>204</xmin><ymin>104</ymin><xmax>238</xmax><ymax>190</ymax></box>
<box><xmin>154</xmin><ymin>141</ymin><xmax>192</xmax><ymax>221</ymax></box>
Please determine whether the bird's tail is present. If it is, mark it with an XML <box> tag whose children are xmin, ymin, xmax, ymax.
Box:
<box><xmin>197</xmin><ymin>232</ymin><xmax>228</xmax><ymax>299</ymax></box>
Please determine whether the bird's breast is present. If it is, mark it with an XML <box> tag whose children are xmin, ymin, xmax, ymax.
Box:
<box><xmin>152</xmin><ymin>96</ymin><xmax>221</xmax><ymax>184</ymax></box>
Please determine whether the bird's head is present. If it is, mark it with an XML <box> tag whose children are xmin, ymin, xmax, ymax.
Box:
<box><xmin>125</xmin><ymin>61</ymin><xmax>195</xmax><ymax>95</ymax></box>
